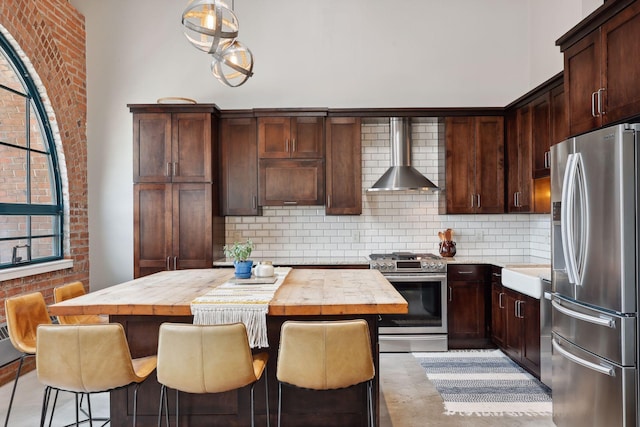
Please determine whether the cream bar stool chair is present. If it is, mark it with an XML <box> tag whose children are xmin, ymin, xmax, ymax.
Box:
<box><xmin>53</xmin><ymin>281</ymin><xmax>109</xmax><ymax>424</ymax></box>
<box><xmin>53</xmin><ymin>281</ymin><xmax>108</xmax><ymax>325</ymax></box>
<box><xmin>4</xmin><ymin>291</ymin><xmax>52</xmax><ymax>427</ymax></box>
<box><xmin>36</xmin><ymin>323</ymin><xmax>157</xmax><ymax>427</ymax></box>
<box><xmin>156</xmin><ymin>322</ymin><xmax>270</xmax><ymax>427</ymax></box>
<box><xmin>276</xmin><ymin>319</ymin><xmax>375</xmax><ymax>427</ymax></box>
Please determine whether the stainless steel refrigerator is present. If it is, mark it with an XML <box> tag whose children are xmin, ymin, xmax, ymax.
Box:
<box><xmin>551</xmin><ymin>123</ymin><xmax>639</xmax><ymax>427</ymax></box>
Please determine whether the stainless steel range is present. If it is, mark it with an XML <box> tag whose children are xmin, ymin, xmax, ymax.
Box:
<box><xmin>370</xmin><ymin>252</ymin><xmax>447</xmax><ymax>352</ymax></box>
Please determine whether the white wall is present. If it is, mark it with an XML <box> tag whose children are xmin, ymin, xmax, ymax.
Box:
<box><xmin>527</xmin><ymin>0</ymin><xmax>603</xmax><ymax>87</ymax></box>
<box><xmin>70</xmin><ymin>0</ymin><xmax>588</xmax><ymax>289</ymax></box>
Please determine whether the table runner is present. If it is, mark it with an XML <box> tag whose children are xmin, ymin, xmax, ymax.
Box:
<box><xmin>190</xmin><ymin>267</ymin><xmax>290</xmax><ymax>348</ymax></box>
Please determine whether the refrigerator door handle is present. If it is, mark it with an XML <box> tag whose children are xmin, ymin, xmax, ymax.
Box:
<box><xmin>560</xmin><ymin>152</ymin><xmax>588</xmax><ymax>287</ymax></box>
<box><xmin>561</xmin><ymin>153</ymin><xmax>580</xmax><ymax>285</ymax></box>
<box><xmin>552</xmin><ymin>337</ymin><xmax>615</xmax><ymax>377</ymax></box>
<box><xmin>552</xmin><ymin>299</ymin><xmax>615</xmax><ymax>328</ymax></box>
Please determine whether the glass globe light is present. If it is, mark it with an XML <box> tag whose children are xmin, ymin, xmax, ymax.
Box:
<box><xmin>211</xmin><ymin>40</ymin><xmax>254</xmax><ymax>87</ymax></box>
<box><xmin>182</xmin><ymin>0</ymin><xmax>239</xmax><ymax>54</ymax></box>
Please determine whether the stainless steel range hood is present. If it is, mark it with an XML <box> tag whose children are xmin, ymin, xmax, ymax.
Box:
<box><xmin>368</xmin><ymin>117</ymin><xmax>438</xmax><ymax>192</ymax></box>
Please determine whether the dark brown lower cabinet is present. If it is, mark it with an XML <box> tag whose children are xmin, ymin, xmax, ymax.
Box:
<box><xmin>490</xmin><ymin>266</ymin><xmax>505</xmax><ymax>348</ymax></box>
<box><xmin>494</xmin><ymin>284</ymin><xmax>541</xmax><ymax>377</ymax></box>
<box><xmin>134</xmin><ymin>183</ymin><xmax>223</xmax><ymax>278</ymax></box>
<box><xmin>447</xmin><ymin>264</ymin><xmax>491</xmax><ymax>349</ymax></box>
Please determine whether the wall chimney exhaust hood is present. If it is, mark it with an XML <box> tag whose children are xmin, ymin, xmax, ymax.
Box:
<box><xmin>367</xmin><ymin>117</ymin><xmax>438</xmax><ymax>192</ymax></box>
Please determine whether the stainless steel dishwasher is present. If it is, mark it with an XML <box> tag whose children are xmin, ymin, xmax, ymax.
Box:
<box><xmin>540</xmin><ymin>278</ymin><xmax>552</xmax><ymax>388</ymax></box>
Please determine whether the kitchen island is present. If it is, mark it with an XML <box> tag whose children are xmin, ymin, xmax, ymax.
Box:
<box><xmin>48</xmin><ymin>268</ymin><xmax>407</xmax><ymax>427</ymax></box>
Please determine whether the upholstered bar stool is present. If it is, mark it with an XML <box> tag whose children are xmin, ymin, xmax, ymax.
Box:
<box><xmin>276</xmin><ymin>319</ymin><xmax>375</xmax><ymax>427</ymax></box>
<box><xmin>53</xmin><ymin>281</ymin><xmax>108</xmax><ymax>325</ymax></box>
<box><xmin>4</xmin><ymin>292</ymin><xmax>52</xmax><ymax>427</ymax></box>
<box><xmin>36</xmin><ymin>323</ymin><xmax>157</xmax><ymax>427</ymax></box>
<box><xmin>156</xmin><ymin>322</ymin><xmax>269</xmax><ymax>427</ymax></box>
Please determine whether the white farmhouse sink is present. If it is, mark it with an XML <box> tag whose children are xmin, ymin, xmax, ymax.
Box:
<box><xmin>501</xmin><ymin>266</ymin><xmax>551</xmax><ymax>299</ymax></box>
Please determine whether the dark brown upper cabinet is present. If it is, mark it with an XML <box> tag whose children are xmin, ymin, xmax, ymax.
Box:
<box><xmin>132</xmin><ymin>111</ymin><xmax>213</xmax><ymax>183</ymax></box>
<box><xmin>560</xmin><ymin>0</ymin><xmax>640</xmax><ymax>136</ymax></box>
<box><xmin>531</xmin><ymin>93</ymin><xmax>551</xmax><ymax>179</ymax></box>
<box><xmin>506</xmin><ymin>107</ymin><xmax>532</xmax><ymax>213</ymax></box>
<box><xmin>325</xmin><ymin>117</ymin><xmax>362</xmax><ymax>215</ymax></box>
<box><xmin>444</xmin><ymin>116</ymin><xmax>504</xmax><ymax>214</ymax></box>
<box><xmin>259</xmin><ymin>159</ymin><xmax>325</xmax><ymax>206</ymax></box>
<box><xmin>258</xmin><ymin>116</ymin><xmax>325</xmax><ymax>159</ymax></box>
<box><xmin>220</xmin><ymin>117</ymin><xmax>261</xmax><ymax>216</ymax></box>
<box><xmin>550</xmin><ymin>85</ymin><xmax>568</xmax><ymax>146</ymax></box>
<box><xmin>504</xmin><ymin>74</ymin><xmax>563</xmax><ymax>214</ymax></box>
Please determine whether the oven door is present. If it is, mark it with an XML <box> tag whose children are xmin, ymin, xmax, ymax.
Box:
<box><xmin>379</xmin><ymin>273</ymin><xmax>447</xmax><ymax>334</ymax></box>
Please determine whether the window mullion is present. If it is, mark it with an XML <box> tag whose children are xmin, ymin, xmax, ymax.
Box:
<box><xmin>25</xmin><ymin>96</ymin><xmax>31</xmax><ymax>204</ymax></box>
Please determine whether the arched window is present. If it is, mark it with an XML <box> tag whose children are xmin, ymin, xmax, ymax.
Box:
<box><xmin>0</xmin><ymin>32</ymin><xmax>63</xmax><ymax>268</ymax></box>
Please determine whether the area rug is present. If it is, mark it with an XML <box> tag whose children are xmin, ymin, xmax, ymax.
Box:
<box><xmin>413</xmin><ymin>349</ymin><xmax>552</xmax><ymax>416</ymax></box>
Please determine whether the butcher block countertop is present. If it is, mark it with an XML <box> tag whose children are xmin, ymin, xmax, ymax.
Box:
<box><xmin>48</xmin><ymin>268</ymin><xmax>407</xmax><ymax>317</ymax></box>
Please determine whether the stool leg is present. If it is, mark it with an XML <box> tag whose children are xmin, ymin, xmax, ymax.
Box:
<box><xmin>87</xmin><ymin>393</ymin><xmax>93</xmax><ymax>427</ymax></box>
<box><xmin>264</xmin><ymin>374</ymin><xmax>270</xmax><ymax>427</ymax></box>
<box><xmin>157</xmin><ymin>384</ymin><xmax>165</xmax><ymax>427</ymax></box>
<box><xmin>367</xmin><ymin>380</ymin><xmax>374</xmax><ymax>427</ymax></box>
<box><xmin>175</xmin><ymin>390</ymin><xmax>180</xmax><ymax>427</ymax></box>
<box><xmin>39</xmin><ymin>386</ymin><xmax>52</xmax><ymax>427</ymax></box>
<box><xmin>133</xmin><ymin>383</ymin><xmax>141</xmax><ymax>427</ymax></box>
<box><xmin>47</xmin><ymin>389</ymin><xmax>59</xmax><ymax>427</ymax></box>
<box><xmin>250</xmin><ymin>383</ymin><xmax>255</xmax><ymax>427</ymax></box>
<box><xmin>4</xmin><ymin>353</ymin><xmax>27</xmax><ymax>427</ymax></box>
<box><xmin>277</xmin><ymin>382</ymin><xmax>282</xmax><ymax>427</ymax></box>
<box><xmin>75</xmin><ymin>393</ymin><xmax>80</xmax><ymax>426</ymax></box>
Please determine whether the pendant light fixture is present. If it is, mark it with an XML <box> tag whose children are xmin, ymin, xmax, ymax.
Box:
<box><xmin>181</xmin><ymin>0</ymin><xmax>255</xmax><ymax>87</ymax></box>
<box><xmin>182</xmin><ymin>0</ymin><xmax>239</xmax><ymax>54</ymax></box>
<box><xmin>211</xmin><ymin>40</ymin><xmax>254</xmax><ymax>87</ymax></box>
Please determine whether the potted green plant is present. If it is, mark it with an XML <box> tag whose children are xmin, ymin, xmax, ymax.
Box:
<box><xmin>223</xmin><ymin>239</ymin><xmax>255</xmax><ymax>279</ymax></box>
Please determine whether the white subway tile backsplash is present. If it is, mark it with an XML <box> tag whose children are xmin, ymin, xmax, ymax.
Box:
<box><xmin>225</xmin><ymin>117</ymin><xmax>551</xmax><ymax>263</ymax></box>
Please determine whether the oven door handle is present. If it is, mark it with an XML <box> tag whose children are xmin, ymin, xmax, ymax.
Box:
<box><xmin>381</xmin><ymin>274</ymin><xmax>447</xmax><ymax>282</ymax></box>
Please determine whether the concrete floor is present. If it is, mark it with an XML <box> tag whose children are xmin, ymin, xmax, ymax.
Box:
<box><xmin>0</xmin><ymin>353</ymin><xmax>556</xmax><ymax>426</ymax></box>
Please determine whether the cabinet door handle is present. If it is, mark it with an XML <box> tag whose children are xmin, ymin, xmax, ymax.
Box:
<box><xmin>597</xmin><ymin>88</ymin><xmax>606</xmax><ymax>116</ymax></box>
<box><xmin>327</xmin><ymin>194</ymin><xmax>331</xmax><ymax>208</ymax></box>
<box><xmin>470</xmin><ymin>194</ymin><xmax>475</xmax><ymax>208</ymax></box>
<box><xmin>457</xmin><ymin>271</ymin><xmax>474</xmax><ymax>274</ymax></box>
<box><xmin>172</xmin><ymin>162</ymin><xmax>178</xmax><ymax>177</ymax></box>
<box><xmin>166</xmin><ymin>256</ymin><xmax>171</xmax><ymax>271</ymax></box>
<box><xmin>285</xmin><ymin>139</ymin><xmax>289</xmax><ymax>152</ymax></box>
<box><xmin>591</xmin><ymin>91</ymin><xmax>599</xmax><ymax>117</ymax></box>
<box><xmin>166</xmin><ymin>162</ymin><xmax>171</xmax><ymax>177</ymax></box>
<box><xmin>492</xmin><ymin>272</ymin><xmax>501</xmax><ymax>277</ymax></box>
<box><xmin>514</xmin><ymin>191</ymin><xmax>520</xmax><ymax>207</ymax></box>
<box><xmin>283</xmin><ymin>201</ymin><xmax>297</xmax><ymax>205</ymax></box>
<box><xmin>252</xmin><ymin>196</ymin><xmax>257</xmax><ymax>210</ymax></box>
<box><xmin>292</xmin><ymin>138</ymin><xmax>296</xmax><ymax>152</ymax></box>
<box><xmin>516</xmin><ymin>300</ymin><xmax>525</xmax><ymax>318</ymax></box>
<box><xmin>448</xmin><ymin>286</ymin><xmax>452</xmax><ymax>302</ymax></box>
<box><xmin>173</xmin><ymin>256</ymin><xmax>177</xmax><ymax>270</ymax></box>
<box><xmin>498</xmin><ymin>292</ymin><xmax>504</xmax><ymax>309</ymax></box>
<box><xmin>477</xmin><ymin>194</ymin><xmax>481</xmax><ymax>208</ymax></box>
<box><xmin>544</xmin><ymin>151</ymin><xmax>551</xmax><ymax>169</ymax></box>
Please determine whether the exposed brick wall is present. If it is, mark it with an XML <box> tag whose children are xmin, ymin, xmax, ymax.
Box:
<box><xmin>0</xmin><ymin>0</ymin><xmax>87</xmax><ymax>385</ymax></box>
